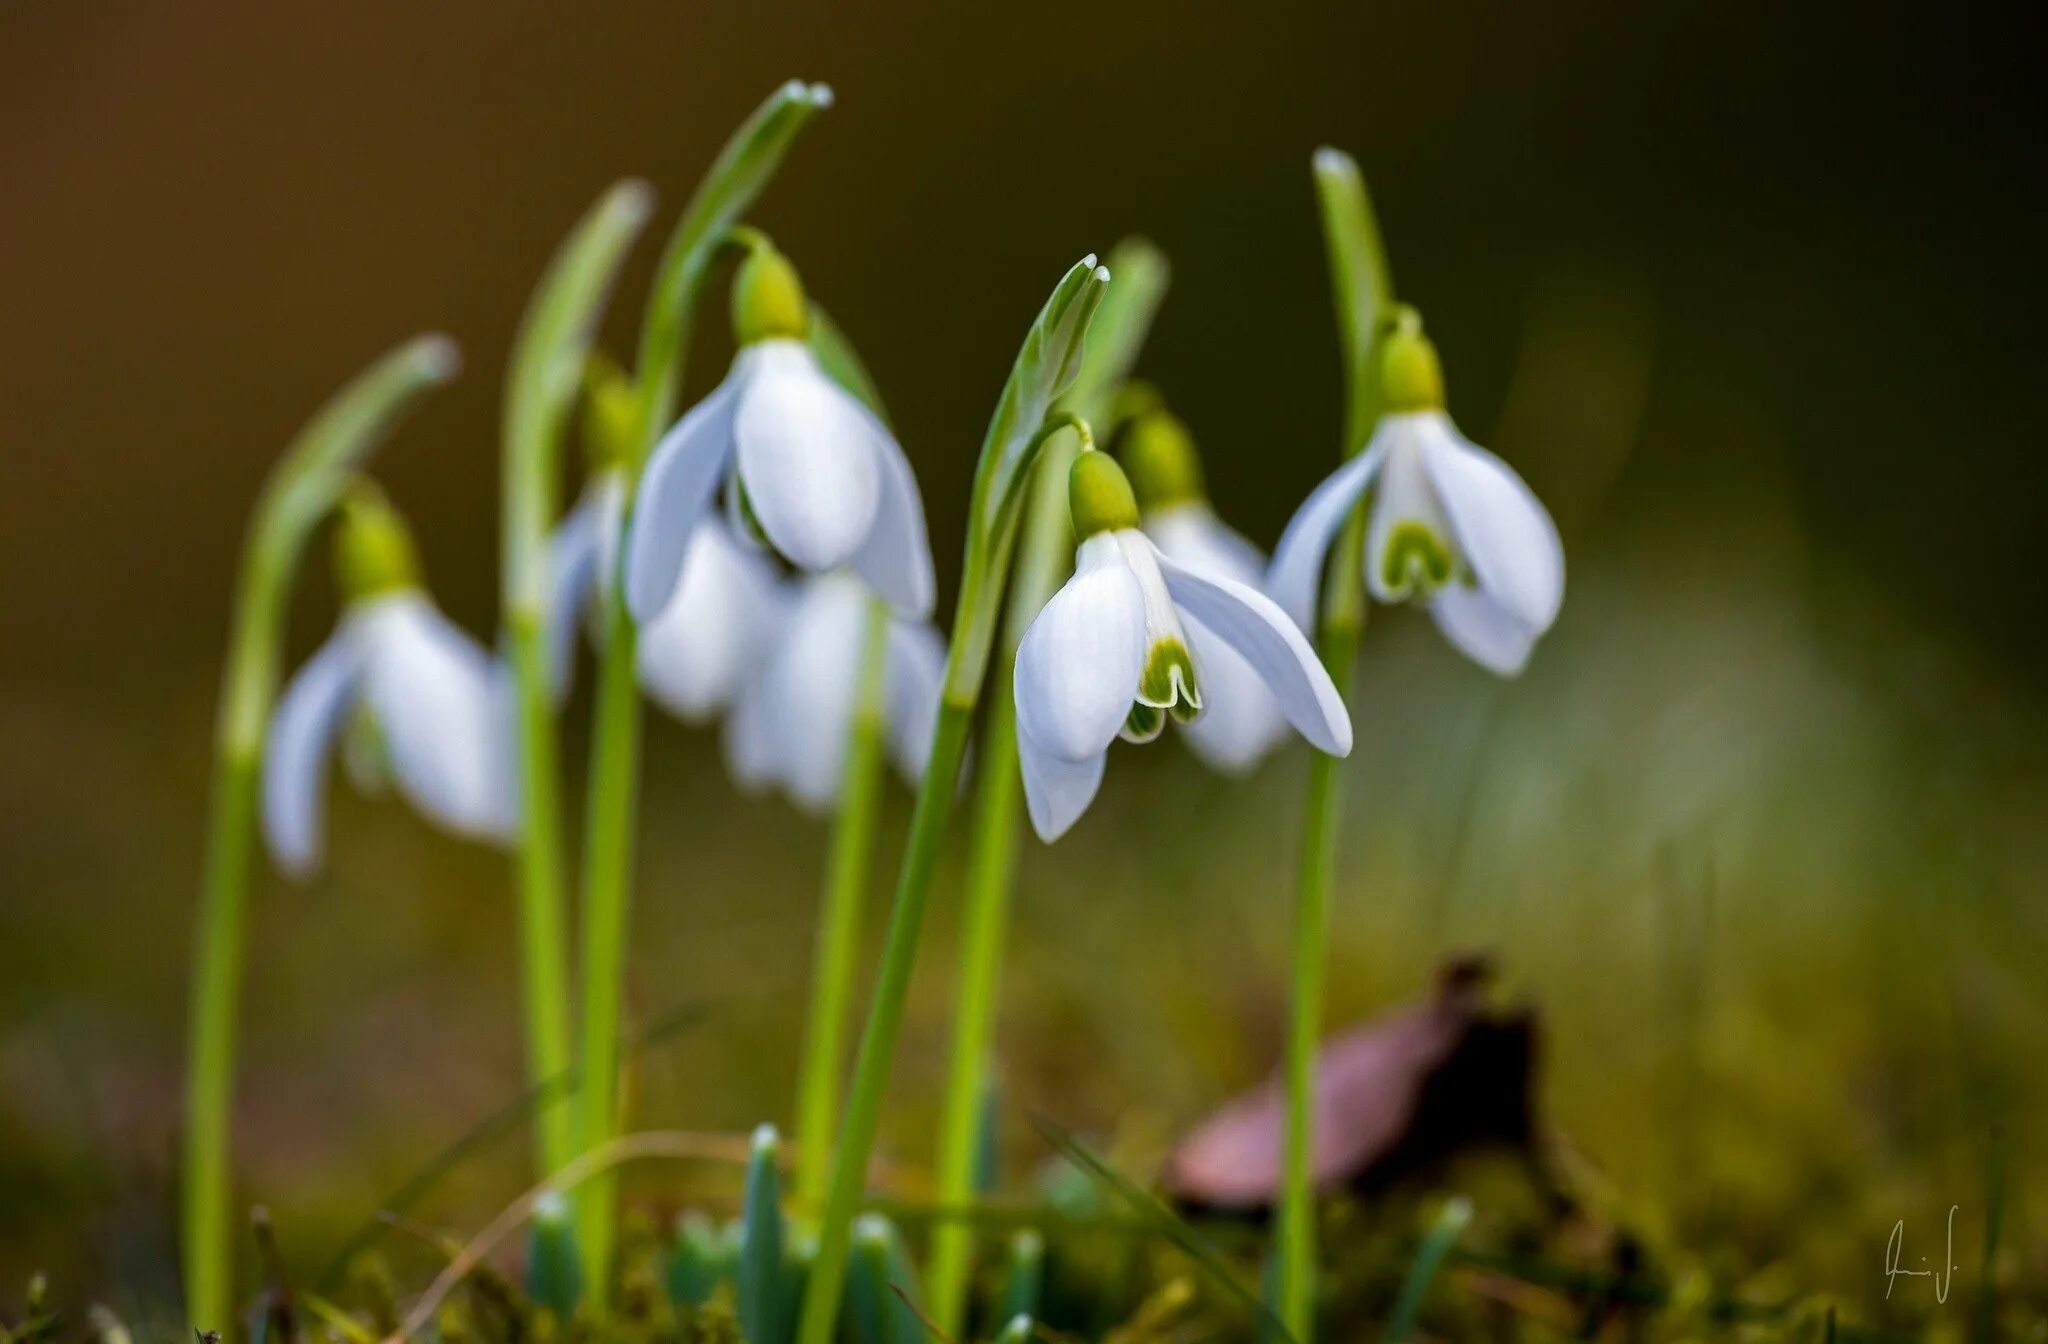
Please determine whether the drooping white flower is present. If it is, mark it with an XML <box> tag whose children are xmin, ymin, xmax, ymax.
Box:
<box><xmin>725</xmin><ymin>571</ymin><xmax>945</xmax><ymax>813</ymax></box>
<box><xmin>547</xmin><ymin>469</ymin><xmax>787</xmax><ymax>721</ymax></box>
<box><xmin>1120</xmin><ymin>408</ymin><xmax>1292</xmax><ymax>774</ymax></box>
<box><xmin>1014</xmin><ymin>452</ymin><xmax>1352</xmax><ymax>841</ymax></box>
<box><xmin>1267</xmin><ymin>312</ymin><xmax>1564</xmax><ymax>675</ymax></box>
<box><xmin>263</xmin><ymin>491</ymin><xmax>517</xmax><ymax>876</ymax></box>
<box><xmin>623</xmin><ymin>245</ymin><xmax>934</xmax><ymax>626</ymax></box>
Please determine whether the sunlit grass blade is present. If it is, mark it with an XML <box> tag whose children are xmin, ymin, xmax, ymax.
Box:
<box><xmin>1384</xmin><ymin>1197</ymin><xmax>1472</xmax><ymax>1343</ymax></box>
<box><xmin>1027</xmin><ymin>1114</ymin><xmax>1295</xmax><ymax>1344</ymax></box>
<box><xmin>925</xmin><ymin>238</ymin><xmax>1168</xmax><ymax>1339</ymax></box>
<box><xmin>794</xmin><ymin>258</ymin><xmax>1112</xmax><ymax>1344</ymax></box>
<box><xmin>576</xmin><ymin>78</ymin><xmax>831</xmax><ymax>1300</ymax></box>
<box><xmin>500</xmin><ymin>180</ymin><xmax>653</xmax><ymax>1258</ymax></box>
<box><xmin>182</xmin><ymin>333</ymin><xmax>459</xmax><ymax>1332</ymax></box>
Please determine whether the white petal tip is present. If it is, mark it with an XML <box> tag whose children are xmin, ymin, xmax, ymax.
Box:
<box><xmin>412</xmin><ymin>335</ymin><xmax>462</xmax><ymax>380</ymax></box>
<box><xmin>1079</xmin><ymin>252</ymin><xmax>1098</xmax><ymax>268</ymax></box>
<box><xmin>1312</xmin><ymin>146</ymin><xmax>1352</xmax><ymax>173</ymax></box>
<box><xmin>610</xmin><ymin>179</ymin><xmax>656</xmax><ymax>221</ymax></box>
<box><xmin>1094</xmin><ymin>266</ymin><xmax>1112</xmax><ymax>283</ymax></box>
<box><xmin>807</xmin><ymin>82</ymin><xmax>835</xmax><ymax>107</ymax></box>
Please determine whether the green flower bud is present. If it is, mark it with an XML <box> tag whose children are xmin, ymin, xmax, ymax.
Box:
<box><xmin>1067</xmin><ymin>450</ymin><xmax>1140</xmax><ymax>538</ymax></box>
<box><xmin>1380</xmin><ymin>305</ymin><xmax>1446</xmax><ymax>413</ymax></box>
<box><xmin>581</xmin><ymin>351</ymin><xmax>641</xmax><ymax>476</ymax></box>
<box><xmin>731</xmin><ymin>244</ymin><xmax>810</xmax><ymax>346</ymax></box>
<box><xmin>1118</xmin><ymin>409</ymin><xmax>1207</xmax><ymax>513</ymax></box>
<box><xmin>335</xmin><ymin>483</ymin><xmax>421</xmax><ymax>602</ymax></box>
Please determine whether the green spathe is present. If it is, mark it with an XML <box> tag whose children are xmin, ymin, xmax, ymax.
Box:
<box><xmin>1068</xmin><ymin>450</ymin><xmax>1140</xmax><ymax>537</ymax></box>
<box><xmin>335</xmin><ymin>485</ymin><xmax>421</xmax><ymax>601</ymax></box>
<box><xmin>733</xmin><ymin>244</ymin><xmax>812</xmax><ymax>346</ymax></box>
<box><xmin>1119</xmin><ymin>408</ymin><xmax>1206</xmax><ymax>512</ymax></box>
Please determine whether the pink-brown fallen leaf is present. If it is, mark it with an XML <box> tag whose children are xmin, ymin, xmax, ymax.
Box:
<box><xmin>1164</xmin><ymin>956</ymin><xmax>1537</xmax><ymax>1212</ymax></box>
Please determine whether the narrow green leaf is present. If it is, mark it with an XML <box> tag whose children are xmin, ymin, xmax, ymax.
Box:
<box><xmin>1309</xmin><ymin>146</ymin><xmax>1394</xmax><ymax>455</ymax></box>
<box><xmin>1028</xmin><ymin>1114</ymin><xmax>1295</xmax><ymax>1344</ymax></box>
<box><xmin>1056</xmin><ymin>236</ymin><xmax>1170</xmax><ymax>426</ymax></box>
<box><xmin>526</xmin><ymin>1192</ymin><xmax>582</xmax><ymax>1319</ymax></box>
<box><xmin>632</xmin><ymin>80</ymin><xmax>835</xmax><ymax>449</ymax></box>
<box><xmin>998</xmin><ymin>1229</ymin><xmax>1043</xmax><ymax>1326</ymax></box>
<box><xmin>503</xmin><ymin>178</ymin><xmax>654</xmax><ymax>614</ymax></box>
<box><xmin>1385</xmin><ymin>1197</ymin><xmax>1472</xmax><ymax>1344</ymax></box>
<box><xmin>667</xmin><ymin>1210</ymin><xmax>732</xmax><ymax>1309</ymax></box>
<box><xmin>993</xmin><ymin>1313</ymin><xmax>1034</xmax><ymax>1344</ymax></box>
<box><xmin>844</xmin><ymin>1215</ymin><xmax>922</xmax><ymax>1344</ymax></box>
<box><xmin>739</xmin><ymin>1124</ymin><xmax>787</xmax><ymax>1344</ymax></box>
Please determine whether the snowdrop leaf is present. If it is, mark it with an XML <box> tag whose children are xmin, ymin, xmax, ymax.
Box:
<box><xmin>504</xmin><ymin>179</ymin><xmax>653</xmax><ymax>616</ymax></box>
<box><xmin>1312</xmin><ymin>147</ymin><xmax>1394</xmax><ymax>450</ymax></box>
<box><xmin>738</xmin><ymin>1124</ymin><xmax>786</xmax><ymax>1344</ymax></box>
<box><xmin>1057</xmin><ymin>237</ymin><xmax>1170</xmax><ymax>427</ymax></box>
<box><xmin>634</xmin><ymin>81</ymin><xmax>834</xmax><ymax>440</ymax></box>
<box><xmin>806</xmin><ymin>302</ymin><xmax>891</xmax><ymax>424</ymax></box>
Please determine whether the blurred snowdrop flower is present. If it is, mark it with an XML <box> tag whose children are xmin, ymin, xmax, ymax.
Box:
<box><xmin>262</xmin><ymin>487</ymin><xmax>517</xmax><ymax>876</ymax></box>
<box><xmin>1268</xmin><ymin>309</ymin><xmax>1564</xmax><ymax>675</ymax></box>
<box><xmin>1014</xmin><ymin>452</ymin><xmax>1352</xmax><ymax>841</ymax></box>
<box><xmin>1121</xmin><ymin>407</ymin><xmax>1292</xmax><ymax>774</ymax></box>
<box><xmin>624</xmin><ymin>241</ymin><xmax>934</xmax><ymax>626</ymax></box>
<box><xmin>547</xmin><ymin>468</ymin><xmax>787</xmax><ymax>723</ymax></box>
<box><xmin>725</xmin><ymin>571</ymin><xmax>944</xmax><ymax>812</ymax></box>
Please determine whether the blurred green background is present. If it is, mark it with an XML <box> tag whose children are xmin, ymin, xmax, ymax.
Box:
<box><xmin>2</xmin><ymin>0</ymin><xmax>2042</xmax><ymax>1331</ymax></box>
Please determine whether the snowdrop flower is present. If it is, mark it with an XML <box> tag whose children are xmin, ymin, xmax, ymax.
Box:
<box><xmin>725</xmin><ymin>571</ymin><xmax>944</xmax><ymax>813</ymax></box>
<box><xmin>1014</xmin><ymin>452</ymin><xmax>1352</xmax><ymax>841</ymax></box>
<box><xmin>1268</xmin><ymin>310</ymin><xmax>1565</xmax><ymax>675</ymax></box>
<box><xmin>262</xmin><ymin>488</ymin><xmax>517</xmax><ymax>876</ymax></box>
<box><xmin>623</xmin><ymin>242</ymin><xmax>934</xmax><ymax>628</ymax></box>
<box><xmin>547</xmin><ymin>467</ymin><xmax>787</xmax><ymax>723</ymax></box>
<box><xmin>1120</xmin><ymin>408</ymin><xmax>1293</xmax><ymax>774</ymax></box>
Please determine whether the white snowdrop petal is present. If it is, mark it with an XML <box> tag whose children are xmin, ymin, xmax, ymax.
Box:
<box><xmin>1013</xmin><ymin>534</ymin><xmax>1147</xmax><ymax>763</ymax></box>
<box><xmin>1153</xmin><ymin>546</ymin><xmax>1353</xmax><ymax>757</ymax></box>
<box><xmin>882</xmin><ymin>618</ymin><xmax>946</xmax><ymax>785</ymax></box>
<box><xmin>360</xmin><ymin>596</ymin><xmax>520</xmax><ymax>844</ymax></box>
<box><xmin>765</xmin><ymin>575</ymin><xmax>871</xmax><ymax>811</ymax></box>
<box><xmin>1429</xmin><ymin>584</ymin><xmax>1542</xmax><ymax>677</ymax></box>
<box><xmin>1176</xmin><ymin>614</ymin><xmax>1289</xmax><ymax>773</ymax></box>
<box><xmin>1265</xmin><ymin>440</ymin><xmax>1387</xmax><ymax>631</ymax></box>
<box><xmin>1419</xmin><ymin>421</ymin><xmax>1565</xmax><ymax>630</ymax></box>
<box><xmin>850</xmin><ymin>423</ymin><xmax>937</xmax><ymax>619</ymax></box>
<box><xmin>733</xmin><ymin>342</ymin><xmax>882</xmax><ymax>574</ymax></box>
<box><xmin>541</xmin><ymin>481</ymin><xmax>616</xmax><ymax>699</ymax></box>
<box><xmin>637</xmin><ymin>519</ymin><xmax>788</xmax><ymax>721</ymax></box>
<box><xmin>261</xmin><ymin>629</ymin><xmax>367</xmax><ymax>877</ymax></box>
<box><xmin>1145</xmin><ymin>505</ymin><xmax>1269</xmax><ymax>589</ymax></box>
<box><xmin>625</xmin><ymin>370</ymin><xmax>743</xmax><ymax>620</ymax></box>
<box><xmin>1016</xmin><ymin>714</ymin><xmax>1109</xmax><ymax>843</ymax></box>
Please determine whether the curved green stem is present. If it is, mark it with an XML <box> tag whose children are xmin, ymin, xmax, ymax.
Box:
<box><xmin>502</xmin><ymin>180</ymin><xmax>652</xmax><ymax>1210</ymax></box>
<box><xmin>796</xmin><ymin>258</ymin><xmax>1112</xmax><ymax>1344</ymax></box>
<box><xmin>1277</xmin><ymin>148</ymin><xmax>1394</xmax><ymax>1343</ymax></box>
<box><xmin>572</xmin><ymin>80</ymin><xmax>832</xmax><ymax>1301</ymax></box>
<box><xmin>795</xmin><ymin>600</ymin><xmax>891</xmax><ymax>1209</ymax></box>
<box><xmin>182</xmin><ymin>335</ymin><xmax>459</xmax><ymax>1330</ymax></box>
<box><xmin>924</xmin><ymin>238</ymin><xmax>1170</xmax><ymax>1338</ymax></box>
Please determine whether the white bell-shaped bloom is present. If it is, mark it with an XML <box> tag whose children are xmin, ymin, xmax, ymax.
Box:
<box><xmin>263</xmin><ymin>590</ymin><xmax>518</xmax><ymax>876</ymax></box>
<box><xmin>547</xmin><ymin>471</ymin><xmax>787</xmax><ymax>721</ymax></box>
<box><xmin>624</xmin><ymin>247</ymin><xmax>933</xmax><ymax>625</ymax></box>
<box><xmin>724</xmin><ymin>571</ymin><xmax>945</xmax><ymax>813</ymax></box>
<box><xmin>1014</xmin><ymin>453</ymin><xmax>1352</xmax><ymax>842</ymax></box>
<box><xmin>1267</xmin><ymin>317</ymin><xmax>1564</xmax><ymax>675</ymax></box>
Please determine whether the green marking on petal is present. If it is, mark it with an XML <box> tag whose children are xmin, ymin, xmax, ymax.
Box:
<box><xmin>1137</xmin><ymin>638</ymin><xmax>1200</xmax><ymax>713</ymax></box>
<box><xmin>1378</xmin><ymin>520</ymin><xmax>1455</xmax><ymax>598</ymax></box>
<box><xmin>1121</xmin><ymin>701</ymin><xmax>1164</xmax><ymax>744</ymax></box>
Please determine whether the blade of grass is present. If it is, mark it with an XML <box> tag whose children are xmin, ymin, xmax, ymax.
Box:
<box><xmin>1384</xmin><ymin>1198</ymin><xmax>1472</xmax><ymax>1343</ymax></box>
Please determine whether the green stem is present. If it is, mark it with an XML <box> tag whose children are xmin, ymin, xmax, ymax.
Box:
<box><xmin>570</xmin><ymin>581</ymin><xmax>644</xmax><ymax>1295</ymax></box>
<box><xmin>796</xmin><ymin>694</ymin><xmax>977</xmax><ymax>1344</ymax></box>
<box><xmin>182</xmin><ymin>336</ymin><xmax>458</xmax><ymax>1330</ymax></box>
<box><xmin>502</xmin><ymin>181</ymin><xmax>652</xmax><ymax>1206</ymax></box>
<box><xmin>568</xmin><ymin>83</ymin><xmax>831</xmax><ymax>1302</ymax></box>
<box><xmin>1277</xmin><ymin>148</ymin><xmax>1394</xmax><ymax>1343</ymax></box>
<box><xmin>795</xmin><ymin>597</ymin><xmax>892</xmax><ymax>1209</ymax></box>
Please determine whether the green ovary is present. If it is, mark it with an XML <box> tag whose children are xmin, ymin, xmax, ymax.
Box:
<box><xmin>1379</xmin><ymin>521</ymin><xmax>1456</xmax><ymax>597</ymax></box>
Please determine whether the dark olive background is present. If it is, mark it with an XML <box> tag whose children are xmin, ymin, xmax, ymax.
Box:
<box><xmin>2</xmin><ymin>0</ymin><xmax>2043</xmax><ymax>1318</ymax></box>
